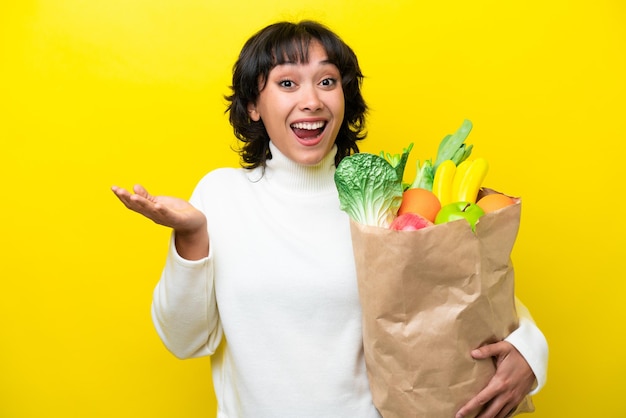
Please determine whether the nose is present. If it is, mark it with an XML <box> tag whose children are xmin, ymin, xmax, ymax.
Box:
<box><xmin>299</xmin><ymin>84</ymin><xmax>323</xmax><ymax>112</ymax></box>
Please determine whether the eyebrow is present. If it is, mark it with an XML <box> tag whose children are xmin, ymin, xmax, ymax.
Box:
<box><xmin>278</xmin><ymin>58</ymin><xmax>334</xmax><ymax>66</ymax></box>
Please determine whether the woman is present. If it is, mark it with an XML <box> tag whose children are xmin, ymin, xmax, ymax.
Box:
<box><xmin>112</xmin><ymin>20</ymin><xmax>547</xmax><ymax>418</ymax></box>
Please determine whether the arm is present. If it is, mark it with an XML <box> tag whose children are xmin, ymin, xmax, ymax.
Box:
<box><xmin>456</xmin><ymin>298</ymin><xmax>548</xmax><ymax>418</ymax></box>
<box><xmin>151</xmin><ymin>235</ymin><xmax>223</xmax><ymax>359</ymax></box>
<box><xmin>112</xmin><ymin>184</ymin><xmax>222</xmax><ymax>357</ymax></box>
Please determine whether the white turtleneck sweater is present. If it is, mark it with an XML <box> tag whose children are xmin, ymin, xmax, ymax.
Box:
<box><xmin>151</xmin><ymin>142</ymin><xmax>547</xmax><ymax>418</ymax></box>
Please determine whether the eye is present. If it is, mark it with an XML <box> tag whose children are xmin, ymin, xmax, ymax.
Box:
<box><xmin>278</xmin><ymin>79</ymin><xmax>295</xmax><ymax>88</ymax></box>
<box><xmin>320</xmin><ymin>77</ymin><xmax>338</xmax><ymax>87</ymax></box>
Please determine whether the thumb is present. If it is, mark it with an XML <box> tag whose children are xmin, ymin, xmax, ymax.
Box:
<box><xmin>471</xmin><ymin>341</ymin><xmax>511</xmax><ymax>359</ymax></box>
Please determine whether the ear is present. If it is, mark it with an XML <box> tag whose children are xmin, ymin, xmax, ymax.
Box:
<box><xmin>247</xmin><ymin>102</ymin><xmax>260</xmax><ymax>121</ymax></box>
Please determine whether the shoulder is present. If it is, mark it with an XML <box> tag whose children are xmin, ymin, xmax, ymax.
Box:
<box><xmin>192</xmin><ymin>166</ymin><xmax>260</xmax><ymax>195</ymax></box>
<box><xmin>188</xmin><ymin>167</ymin><xmax>244</xmax><ymax>210</ymax></box>
<box><xmin>199</xmin><ymin>167</ymin><xmax>244</xmax><ymax>184</ymax></box>
<box><xmin>190</xmin><ymin>166</ymin><xmax>263</xmax><ymax>216</ymax></box>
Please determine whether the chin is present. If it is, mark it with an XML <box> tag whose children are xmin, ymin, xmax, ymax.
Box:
<box><xmin>294</xmin><ymin>152</ymin><xmax>328</xmax><ymax>166</ymax></box>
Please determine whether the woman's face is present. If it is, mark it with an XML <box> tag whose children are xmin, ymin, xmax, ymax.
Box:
<box><xmin>247</xmin><ymin>41</ymin><xmax>345</xmax><ymax>166</ymax></box>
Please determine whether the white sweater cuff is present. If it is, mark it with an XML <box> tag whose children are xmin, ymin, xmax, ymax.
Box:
<box><xmin>504</xmin><ymin>315</ymin><xmax>549</xmax><ymax>394</ymax></box>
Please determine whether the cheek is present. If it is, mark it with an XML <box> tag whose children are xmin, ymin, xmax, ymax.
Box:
<box><xmin>336</xmin><ymin>90</ymin><xmax>346</xmax><ymax>117</ymax></box>
<box><xmin>335</xmin><ymin>99</ymin><xmax>345</xmax><ymax>123</ymax></box>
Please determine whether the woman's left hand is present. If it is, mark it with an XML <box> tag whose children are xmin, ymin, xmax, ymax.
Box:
<box><xmin>455</xmin><ymin>341</ymin><xmax>536</xmax><ymax>418</ymax></box>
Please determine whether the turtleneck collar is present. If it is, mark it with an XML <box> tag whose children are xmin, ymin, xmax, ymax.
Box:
<box><xmin>248</xmin><ymin>141</ymin><xmax>338</xmax><ymax>196</ymax></box>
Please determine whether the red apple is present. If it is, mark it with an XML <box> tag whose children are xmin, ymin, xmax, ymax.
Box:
<box><xmin>390</xmin><ymin>213</ymin><xmax>434</xmax><ymax>231</ymax></box>
<box><xmin>434</xmin><ymin>201</ymin><xmax>485</xmax><ymax>231</ymax></box>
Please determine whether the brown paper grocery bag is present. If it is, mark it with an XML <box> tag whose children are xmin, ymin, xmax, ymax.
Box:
<box><xmin>350</xmin><ymin>199</ymin><xmax>534</xmax><ymax>418</ymax></box>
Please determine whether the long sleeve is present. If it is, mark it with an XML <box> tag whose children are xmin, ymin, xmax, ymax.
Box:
<box><xmin>151</xmin><ymin>234</ymin><xmax>223</xmax><ymax>359</ymax></box>
<box><xmin>504</xmin><ymin>297</ymin><xmax>548</xmax><ymax>394</ymax></box>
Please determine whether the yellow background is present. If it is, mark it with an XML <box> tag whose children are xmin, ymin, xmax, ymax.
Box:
<box><xmin>1</xmin><ymin>0</ymin><xmax>624</xmax><ymax>417</ymax></box>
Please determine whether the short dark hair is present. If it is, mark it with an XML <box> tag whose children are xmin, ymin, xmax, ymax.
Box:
<box><xmin>225</xmin><ymin>20</ymin><xmax>368</xmax><ymax>168</ymax></box>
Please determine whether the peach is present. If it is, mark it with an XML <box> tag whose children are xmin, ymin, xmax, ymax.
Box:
<box><xmin>476</xmin><ymin>193</ymin><xmax>515</xmax><ymax>213</ymax></box>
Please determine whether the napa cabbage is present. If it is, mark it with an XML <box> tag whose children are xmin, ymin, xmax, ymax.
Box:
<box><xmin>334</xmin><ymin>145</ymin><xmax>412</xmax><ymax>228</ymax></box>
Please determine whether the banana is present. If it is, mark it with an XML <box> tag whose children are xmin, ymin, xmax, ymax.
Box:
<box><xmin>450</xmin><ymin>159</ymin><xmax>473</xmax><ymax>203</ymax></box>
<box><xmin>456</xmin><ymin>158</ymin><xmax>489</xmax><ymax>203</ymax></box>
<box><xmin>432</xmin><ymin>159</ymin><xmax>456</xmax><ymax>206</ymax></box>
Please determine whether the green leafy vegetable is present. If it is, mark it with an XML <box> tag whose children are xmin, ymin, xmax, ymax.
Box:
<box><xmin>379</xmin><ymin>143</ymin><xmax>413</xmax><ymax>190</ymax></box>
<box><xmin>409</xmin><ymin>159</ymin><xmax>434</xmax><ymax>190</ymax></box>
<box><xmin>335</xmin><ymin>146</ymin><xmax>412</xmax><ymax>227</ymax></box>
<box><xmin>406</xmin><ymin>119</ymin><xmax>474</xmax><ymax>192</ymax></box>
<box><xmin>379</xmin><ymin>143</ymin><xmax>413</xmax><ymax>181</ymax></box>
<box><xmin>433</xmin><ymin>119</ymin><xmax>473</xmax><ymax>171</ymax></box>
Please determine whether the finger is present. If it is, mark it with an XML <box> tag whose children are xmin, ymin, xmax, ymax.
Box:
<box><xmin>111</xmin><ymin>185</ymin><xmax>128</xmax><ymax>198</ymax></box>
<box><xmin>472</xmin><ymin>341</ymin><xmax>510</xmax><ymax>359</ymax></box>
<box><xmin>111</xmin><ymin>186</ymin><xmax>135</xmax><ymax>208</ymax></box>
<box><xmin>112</xmin><ymin>185</ymin><xmax>157</xmax><ymax>216</ymax></box>
<box><xmin>474</xmin><ymin>400</ymin><xmax>508</xmax><ymax>418</ymax></box>
<box><xmin>128</xmin><ymin>192</ymin><xmax>158</xmax><ymax>213</ymax></box>
<box><xmin>488</xmin><ymin>399</ymin><xmax>517</xmax><ymax>418</ymax></box>
<box><xmin>495</xmin><ymin>402</ymin><xmax>516</xmax><ymax>418</ymax></box>
<box><xmin>456</xmin><ymin>377</ymin><xmax>503</xmax><ymax>418</ymax></box>
<box><xmin>132</xmin><ymin>195</ymin><xmax>181</xmax><ymax>227</ymax></box>
<box><xmin>456</xmin><ymin>392</ymin><xmax>490</xmax><ymax>418</ymax></box>
<box><xmin>112</xmin><ymin>185</ymin><xmax>148</xmax><ymax>208</ymax></box>
<box><xmin>473</xmin><ymin>389</ymin><xmax>514</xmax><ymax>418</ymax></box>
<box><xmin>132</xmin><ymin>184</ymin><xmax>152</xmax><ymax>199</ymax></box>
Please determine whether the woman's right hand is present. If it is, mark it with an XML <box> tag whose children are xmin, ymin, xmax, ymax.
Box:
<box><xmin>111</xmin><ymin>184</ymin><xmax>209</xmax><ymax>260</ymax></box>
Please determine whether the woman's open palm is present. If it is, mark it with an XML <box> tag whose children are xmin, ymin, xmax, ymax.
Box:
<box><xmin>111</xmin><ymin>184</ymin><xmax>206</xmax><ymax>234</ymax></box>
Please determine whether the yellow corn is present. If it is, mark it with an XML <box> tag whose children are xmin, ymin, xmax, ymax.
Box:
<box><xmin>456</xmin><ymin>157</ymin><xmax>489</xmax><ymax>203</ymax></box>
<box><xmin>432</xmin><ymin>159</ymin><xmax>456</xmax><ymax>206</ymax></box>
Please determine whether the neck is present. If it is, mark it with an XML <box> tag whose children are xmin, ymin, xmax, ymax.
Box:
<box><xmin>251</xmin><ymin>142</ymin><xmax>338</xmax><ymax>195</ymax></box>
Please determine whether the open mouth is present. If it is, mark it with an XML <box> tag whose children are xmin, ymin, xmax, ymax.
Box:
<box><xmin>291</xmin><ymin>121</ymin><xmax>327</xmax><ymax>140</ymax></box>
